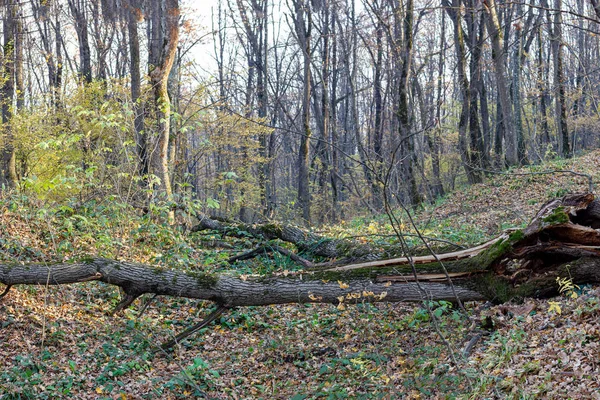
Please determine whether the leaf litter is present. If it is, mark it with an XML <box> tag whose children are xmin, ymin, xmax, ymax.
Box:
<box><xmin>2</xmin><ymin>152</ymin><xmax>600</xmax><ymax>398</ymax></box>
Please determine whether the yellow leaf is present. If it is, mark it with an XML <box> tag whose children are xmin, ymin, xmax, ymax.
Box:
<box><xmin>337</xmin><ymin>303</ymin><xmax>346</xmax><ymax>311</ymax></box>
<box><xmin>337</xmin><ymin>296</ymin><xmax>345</xmax><ymax>303</ymax></box>
<box><xmin>548</xmin><ymin>301</ymin><xmax>562</xmax><ymax>314</ymax></box>
<box><xmin>383</xmin><ymin>281</ymin><xmax>392</xmax><ymax>287</ymax></box>
<box><xmin>95</xmin><ymin>388</ymin><xmax>103</xmax><ymax>394</ymax></box>
<box><xmin>338</xmin><ymin>280</ymin><xmax>349</xmax><ymax>289</ymax></box>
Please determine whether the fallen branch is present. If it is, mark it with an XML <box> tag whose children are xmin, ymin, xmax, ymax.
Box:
<box><xmin>159</xmin><ymin>304</ymin><xmax>229</xmax><ymax>351</ymax></box>
<box><xmin>191</xmin><ymin>217</ymin><xmax>384</xmax><ymax>260</ymax></box>
<box><xmin>2</xmin><ymin>194</ymin><xmax>600</xmax><ymax>345</ymax></box>
<box><xmin>0</xmin><ymin>284</ymin><xmax>11</xmax><ymax>299</ymax></box>
<box><xmin>229</xmin><ymin>245</ymin><xmax>314</xmax><ymax>268</ymax></box>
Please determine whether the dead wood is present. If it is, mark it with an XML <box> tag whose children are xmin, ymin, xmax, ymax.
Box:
<box><xmin>191</xmin><ymin>215</ymin><xmax>383</xmax><ymax>260</ymax></box>
<box><xmin>228</xmin><ymin>245</ymin><xmax>315</xmax><ymax>268</ymax></box>
<box><xmin>2</xmin><ymin>194</ymin><xmax>600</xmax><ymax>319</ymax></box>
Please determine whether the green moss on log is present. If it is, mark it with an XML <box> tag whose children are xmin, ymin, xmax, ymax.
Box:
<box><xmin>542</xmin><ymin>206</ymin><xmax>569</xmax><ymax>225</ymax></box>
<box><xmin>184</xmin><ymin>270</ymin><xmax>219</xmax><ymax>287</ymax></box>
<box><xmin>259</xmin><ymin>223</ymin><xmax>284</xmax><ymax>238</ymax></box>
<box><xmin>508</xmin><ymin>229</ymin><xmax>524</xmax><ymax>242</ymax></box>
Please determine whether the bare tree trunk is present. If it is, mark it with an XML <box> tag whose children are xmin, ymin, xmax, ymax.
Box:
<box><xmin>235</xmin><ymin>0</ymin><xmax>273</xmax><ymax>218</ymax></box>
<box><xmin>550</xmin><ymin>0</ymin><xmax>570</xmax><ymax>158</ymax></box>
<box><xmin>68</xmin><ymin>0</ymin><xmax>92</xmax><ymax>84</ymax></box>
<box><xmin>430</xmin><ymin>8</ymin><xmax>445</xmax><ymax>198</ymax></box>
<box><xmin>445</xmin><ymin>0</ymin><xmax>475</xmax><ymax>183</ymax></box>
<box><xmin>126</xmin><ymin>0</ymin><xmax>148</xmax><ymax>180</ymax></box>
<box><xmin>30</xmin><ymin>0</ymin><xmax>61</xmax><ymax>108</ymax></box>
<box><xmin>397</xmin><ymin>0</ymin><xmax>420</xmax><ymax>205</ymax></box>
<box><xmin>535</xmin><ymin>24</ymin><xmax>550</xmax><ymax>151</ymax></box>
<box><xmin>13</xmin><ymin>2</ymin><xmax>23</xmax><ymax>112</ymax></box>
<box><xmin>372</xmin><ymin>10</ymin><xmax>384</xmax><ymax>209</ymax></box>
<box><xmin>467</xmin><ymin>7</ymin><xmax>486</xmax><ymax>180</ymax></box>
<box><xmin>148</xmin><ymin>0</ymin><xmax>179</xmax><ymax>219</ymax></box>
<box><xmin>293</xmin><ymin>0</ymin><xmax>312</xmax><ymax>225</ymax></box>
<box><xmin>2</xmin><ymin>0</ymin><xmax>18</xmax><ymax>189</ymax></box>
<box><xmin>573</xmin><ymin>0</ymin><xmax>585</xmax><ymax>152</ymax></box>
<box><xmin>328</xmin><ymin>1</ymin><xmax>340</xmax><ymax>219</ymax></box>
<box><xmin>484</xmin><ymin>0</ymin><xmax>517</xmax><ymax>165</ymax></box>
<box><xmin>511</xmin><ymin>1</ymin><xmax>527</xmax><ymax>165</ymax></box>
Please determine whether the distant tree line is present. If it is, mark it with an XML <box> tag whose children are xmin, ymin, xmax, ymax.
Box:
<box><xmin>0</xmin><ymin>0</ymin><xmax>598</xmax><ymax>225</ymax></box>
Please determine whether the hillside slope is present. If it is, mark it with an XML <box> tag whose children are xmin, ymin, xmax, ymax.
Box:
<box><xmin>1</xmin><ymin>152</ymin><xmax>600</xmax><ymax>398</ymax></box>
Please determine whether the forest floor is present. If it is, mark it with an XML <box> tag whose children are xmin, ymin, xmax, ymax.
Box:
<box><xmin>2</xmin><ymin>152</ymin><xmax>600</xmax><ymax>399</ymax></box>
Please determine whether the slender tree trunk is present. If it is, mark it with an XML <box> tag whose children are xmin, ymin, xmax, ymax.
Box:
<box><xmin>430</xmin><ymin>8</ymin><xmax>445</xmax><ymax>198</ymax></box>
<box><xmin>148</xmin><ymin>0</ymin><xmax>179</xmax><ymax>219</ymax></box>
<box><xmin>511</xmin><ymin>1</ymin><xmax>527</xmax><ymax>165</ymax></box>
<box><xmin>329</xmin><ymin>4</ymin><xmax>340</xmax><ymax>218</ymax></box>
<box><xmin>14</xmin><ymin>1</ymin><xmax>23</xmax><ymax>112</ymax></box>
<box><xmin>293</xmin><ymin>0</ymin><xmax>312</xmax><ymax>225</ymax></box>
<box><xmin>551</xmin><ymin>0</ymin><xmax>570</xmax><ymax>158</ymax></box>
<box><xmin>536</xmin><ymin>25</ymin><xmax>550</xmax><ymax>151</ymax></box>
<box><xmin>467</xmin><ymin>9</ymin><xmax>486</xmax><ymax>181</ymax></box>
<box><xmin>2</xmin><ymin>0</ymin><xmax>17</xmax><ymax>188</ymax></box>
<box><xmin>479</xmin><ymin>72</ymin><xmax>491</xmax><ymax>158</ymax></box>
<box><xmin>127</xmin><ymin>0</ymin><xmax>148</xmax><ymax>179</ymax></box>
<box><xmin>397</xmin><ymin>0</ymin><xmax>420</xmax><ymax>205</ymax></box>
<box><xmin>54</xmin><ymin>17</ymin><xmax>63</xmax><ymax>108</ymax></box>
<box><xmin>484</xmin><ymin>0</ymin><xmax>517</xmax><ymax>166</ymax></box>
<box><xmin>372</xmin><ymin>15</ymin><xmax>384</xmax><ymax>209</ymax></box>
<box><xmin>68</xmin><ymin>0</ymin><xmax>92</xmax><ymax>84</ymax></box>
<box><xmin>446</xmin><ymin>0</ymin><xmax>474</xmax><ymax>183</ymax></box>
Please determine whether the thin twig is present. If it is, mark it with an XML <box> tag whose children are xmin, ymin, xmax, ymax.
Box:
<box><xmin>0</xmin><ymin>284</ymin><xmax>12</xmax><ymax>299</ymax></box>
<box><xmin>462</xmin><ymin>332</ymin><xmax>484</xmax><ymax>357</ymax></box>
<box><xmin>137</xmin><ymin>294</ymin><xmax>159</xmax><ymax>318</ymax></box>
<box><xmin>159</xmin><ymin>304</ymin><xmax>229</xmax><ymax>351</ymax></box>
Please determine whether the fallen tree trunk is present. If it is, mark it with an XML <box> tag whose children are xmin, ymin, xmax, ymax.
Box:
<box><xmin>3</xmin><ymin>193</ymin><xmax>600</xmax><ymax>309</ymax></box>
<box><xmin>192</xmin><ymin>215</ymin><xmax>387</xmax><ymax>260</ymax></box>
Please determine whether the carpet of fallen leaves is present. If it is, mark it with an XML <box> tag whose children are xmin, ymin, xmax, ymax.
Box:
<box><xmin>2</xmin><ymin>151</ymin><xmax>600</xmax><ymax>399</ymax></box>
